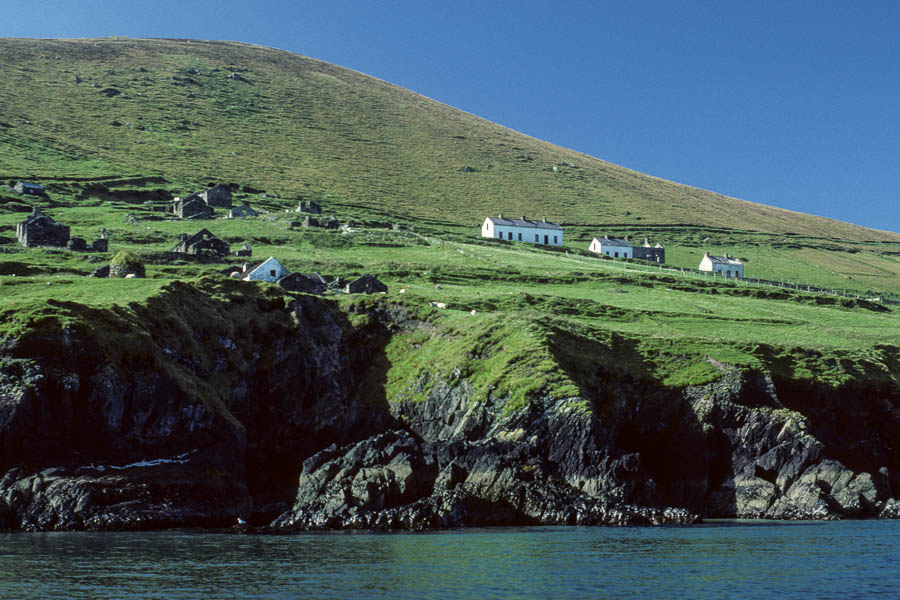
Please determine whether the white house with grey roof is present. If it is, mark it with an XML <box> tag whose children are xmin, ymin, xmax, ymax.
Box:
<box><xmin>244</xmin><ymin>256</ymin><xmax>290</xmax><ymax>282</ymax></box>
<box><xmin>589</xmin><ymin>235</ymin><xmax>632</xmax><ymax>258</ymax></box>
<box><xmin>481</xmin><ymin>215</ymin><xmax>563</xmax><ymax>246</ymax></box>
<box><xmin>699</xmin><ymin>252</ymin><xmax>743</xmax><ymax>278</ymax></box>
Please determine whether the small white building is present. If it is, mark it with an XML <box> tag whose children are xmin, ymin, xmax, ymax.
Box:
<box><xmin>481</xmin><ymin>215</ymin><xmax>563</xmax><ymax>246</ymax></box>
<box><xmin>244</xmin><ymin>256</ymin><xmax>290</xmax><ymax>282</ymax></box>
<box><xmin>589</xmin><ymin>236</ymin><xmax>632</xmax><ymax>258</ymax></box>
<box><xmin>699</xmin><ymin>252</ymin><xmax>744</xmax><ymax>278</ymax></box>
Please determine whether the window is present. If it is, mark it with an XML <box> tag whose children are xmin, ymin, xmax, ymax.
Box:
<box><xmin>518</xmin><ymin>232</ymin><xmax>522</xmax><ymax>241</ymax></box>
<box><xmin>544</xmin><ymin>235</ymin><xmax>548</xmax><ymax>244</ymax></box>
<box><xmin>614</xmin><ymin>252</ymin><xmax>619</xmax><ymax>258</ymax></box>
<box><xmin>553</xmin><ymin>236</ymin><xmax>558</xmax><ymax>244</ymax></box>
<box><xmin>270</xmin><ymin>269</ymin><xmax>277</xmax><ymax>277</ymax></box>
<box><xmin>496</xmin><ymin>230</ymin><xmax>502</xmax><ymax>239</ymax></box>
<box><xmin>535</xmin><ymin>234</ymin><xmax>539</xmax><ymax>242</ymax></box>
<box><xmin>508</xmin><ymin>231</ymin><xmax>513</xmax><ymax>240</ymax></box>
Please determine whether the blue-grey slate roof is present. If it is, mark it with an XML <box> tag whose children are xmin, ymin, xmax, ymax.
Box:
<box><xmin>486</xmin><ymin>216</ymin><xmax>562</xmax><ymax>231</ymax></box>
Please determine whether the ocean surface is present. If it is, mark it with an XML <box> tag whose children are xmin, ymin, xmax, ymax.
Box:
<box><xmin>1</xmin><ymin>520</ymin><xmax>897</xmax><ymax>599</ymax></box>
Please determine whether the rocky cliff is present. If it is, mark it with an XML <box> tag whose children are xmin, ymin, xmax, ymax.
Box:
<box><xmin>0</xmin><ymin>280</ymin><xmax>897</xmax><ymax>531</ymax></box>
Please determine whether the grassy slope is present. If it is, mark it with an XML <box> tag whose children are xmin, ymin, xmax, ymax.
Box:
<box><xmin>0</xmin><ymin>37</ymin><xmax>898</xmax><ymax>410</ymax></box>
<box><xmin>1</xmin><ymin>37</ymin><xmax>897</xmax><ymax>296</ymax></box>
<box><xmin>2</xmin><ymin>221</ymin><xmax>897</xmax><ymax>415</ymax></box>
<box><xmin>0</xmin><ymin>37</ymin><xmax>898</xmax><ymax>240</ymax></box>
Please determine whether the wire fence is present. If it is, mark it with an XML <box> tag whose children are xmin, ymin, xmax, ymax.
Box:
<box><xmin>562</xmin><ymin>251</ymin><xmax>895</xmax><ymax>303</ymax></box>
<box><xmin>409</xmin><ymin>233</ymin><xmax>898</xmax><ymax>305</ymax></box>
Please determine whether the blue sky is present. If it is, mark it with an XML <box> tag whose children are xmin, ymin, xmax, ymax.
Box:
<box><xmin>5</xmin><ymin>0</ymin><xmax>899</xmax><ymax>233</ymax></box>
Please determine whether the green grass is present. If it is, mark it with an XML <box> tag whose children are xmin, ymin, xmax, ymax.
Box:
<box><xmin>1</xmin><ymin>37</ymin><xmax>898</xmax><ymax>417</ymax></box>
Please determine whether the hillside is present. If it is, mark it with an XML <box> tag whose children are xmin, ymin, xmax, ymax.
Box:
<box><xmin>2</xmin><ymin>37</ymin><xmax>898</xmax><ymax>296</ymax></box>
<box><xmin>0</xmin><ymin>37</ymin><xmax>899</xmax><ymax>530</ymax></box>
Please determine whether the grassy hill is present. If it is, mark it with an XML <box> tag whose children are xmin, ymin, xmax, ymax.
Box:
<box><xmin>1</xmin><ymin>37</ymin><xmax>897</xmax><ymax>296</ymax></box>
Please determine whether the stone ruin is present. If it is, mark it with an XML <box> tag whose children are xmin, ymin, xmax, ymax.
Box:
<box><xmin>234</xmin><ymin>242</ymin><xmax>252</xmax><ymax>257</ymax></box>
<box><xmin>172</xmin><ymin>184</ymin><xmax>234</xmax><ymax>218</ymax></box>
<box><xmin>277</xmin><ymin>272</ymin><xmax>328</xmax><ymax>294</ymax></box>
<box><xmin>296</xmin><ymin>200</ymin><xmax>322</xmax><ymax>214</ymax></box>
<box><xmin>344</xmin><ymin>274</ymin><xmax>388</xmax><ymax>294</ymax></box>
<box><xmin>200</xmin><ymin>184</ymin><xmax>233</xmax><ymax>209</ymax></box>
<box><xmin>173</xmin><ymin>195</ymin><xmax>214</xmax><ymax>219</ymax></box>
<box><xmin>16</xmin><ymin>206</ymin><xmax>69</xmax><ymax>248</ymax></box>
<box><xmin>227</xmin><ymin>201</ymin><xmax>259</xmax><ymax>218</ymax></box>
<box><xmin>172</xmin><ymin>229</ymin><xmax>230</xmax><ymax>257</ymax></box>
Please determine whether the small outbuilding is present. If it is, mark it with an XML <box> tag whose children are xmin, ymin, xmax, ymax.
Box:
<box><xmin>227</xmin><ymin>201</ymin><xmax>259</xmax><ymax>219</ymax></box>
<box><xmin>16</xmin><ymin>206</ymin><xmax>70</xmax><ymax>248</ymax></box>
<box><xmin>234</xmin><ymin>242</ymin><xmax>252</xmax><ymax>257</ymax></box>
<box><xmin>14</xmin><ymin>181</ymin><xmax>45</xmax><ymax>196</ymax></box>
<box><xmin>277</xmin><ymin>272</ymin><xmax>327</xmax><ymax>294</ymax></box>
<box><xmin>632</xmin><ymin>238</ymin><xmax>665</xmax><ymax>263</ymax></box>
<box><xmin>344</xmin><ymin>274</ymin><xmax>388</xmax><ymax>294</ymax></box>
<box><xmin>589</xmin><ymin>235</ymin><xmax>632</xmax><ymax>258</ymax></box>
<box><xmin>244</xmin><ymin>256</ymin><xmax>290</xmax><ymax>282</ymax></box>
<box><xmin>699</xmin><ymin>252</ymin><xmax>744</xmax><ymax>278</ymax></box>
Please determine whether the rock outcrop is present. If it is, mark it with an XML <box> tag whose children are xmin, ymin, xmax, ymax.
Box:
<box><xmin>0</xmin><ymin>285</ymin><xmax>897</xmax><ymax>531</ymax></box>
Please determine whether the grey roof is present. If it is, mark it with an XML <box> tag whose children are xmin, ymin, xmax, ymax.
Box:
<box><xmin>706</xmin><ymin>254</ymin><xmax>742</xmax><ymax>265</ymax></box>
<box><xmin>486</xmin><ymin>216</ymin><xmax>562</xmax><ymax>231</ymax></box>
<box><xmin>18</xmin><ymin>182</ymin><xmax>44</xmax><ymax>189</ymax></box>
<box><xmin>593</xmin><ymin>236</ymin><xmax>630</xmax><ymax>246</ymax></box>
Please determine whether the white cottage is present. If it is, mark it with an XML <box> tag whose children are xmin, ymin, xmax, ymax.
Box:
<box><xmin>244</xmin><ymin>256</ymin><xmax>290</xmax><ymax>282</ymax></box>
<box><xmin>481</xmin><ymin>215</ymin><xmax>563</xmax><ymax>246</ymax></box>
<box><xmin>589</xmin><ymin>236</ymin><xmax>632</xmax><ymax>258</ymax></box>
<box><xmin>699</xmin><ymin>252</ymin><xmax>743</xmax><ymax>278</ymax></box>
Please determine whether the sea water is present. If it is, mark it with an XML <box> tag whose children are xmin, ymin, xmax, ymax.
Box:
<box><xmin>0</xmin><ymin>521</ymin><xmax>897</xmax><ymax>599</ymax></box>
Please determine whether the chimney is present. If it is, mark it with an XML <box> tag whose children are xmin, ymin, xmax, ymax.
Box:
<box><xmin>522</xmin><ymin>215</ymin><xmax>526</xmax><ymax>221</ymax></box>
<box><xmin>704</xmin><ymin>252</ymin><xmax>709</xmax><ymax>258</ymax></box>
<box><xmin>625</xmin><ymin>235</ymin><xmax>630</xmax><ymax>242</ymax></box>
<box><xmin>498</xmin><ymin>213</ymin><xmax>503</xmax><ymax>219</ymax></box>
<box><xmin>542</xmin><ymin>217</ymin><xmax>546</xmax><ymax>223</ymax></box>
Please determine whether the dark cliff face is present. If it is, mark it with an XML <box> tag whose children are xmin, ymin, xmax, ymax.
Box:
<box><xmin>278</xmin><ymin>336</ymin><xmax>900</xmax><ymax>529</ymax></box>
<box><xmin>0</xmin><ymin>282</ymin><xmax>396</xmax><ymax>530</ymax></box>
<box><xmin>0</xmin><ymin>284</ymin><xmax>898</xmax><ymax>531</ymax></box>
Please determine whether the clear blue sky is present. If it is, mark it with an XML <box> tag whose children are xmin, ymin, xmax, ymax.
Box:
<box><xmin>6</xmin><ymin>0</ymin><xmax>900</xmax><ymax>233</ymax></box>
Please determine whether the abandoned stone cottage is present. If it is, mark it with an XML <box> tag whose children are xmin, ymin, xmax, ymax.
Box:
<box><xmin>200</xmin><ymin>184</ymin><xmax>233</xmax><ymax>209</ymax></box>
<box><xmin>632</xmin><ymin>238</ymin><xmax>666</xmax><ymax>263</ymax></box>
<box><xmin>172</xmin><ymin>229</ymin><xmax>230</xmax><ymax>257</ymax></box>
<box><xmin>173</xmin><ymin>195</ymin><xmax>214</xmax><ymax>219</ymax></box>
<box><xmin>296</xmin><ymin>200</ymin><xmax>322</xmax><ymax>214</ymax></box>
<box><xmin>16</xmin><ymin>206</ymin><xmax>69</xmax><ymax>248</ymax></box>
<box><xmin>227</xmin><ymin>201</ymin><xmax>259</xmax><ymax>219</ymax></box>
